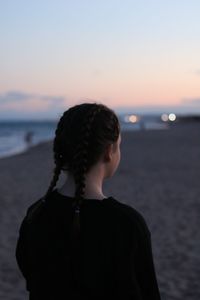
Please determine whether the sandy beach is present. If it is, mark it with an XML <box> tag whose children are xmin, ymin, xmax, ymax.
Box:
<box><xmin>0</xmin><ymin>122</ymin><xmax>200</xmax><ymax>300</ymax></box>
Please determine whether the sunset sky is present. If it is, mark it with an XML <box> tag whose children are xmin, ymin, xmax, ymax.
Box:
<box><xmin>1</xmin><ymin>0</ymin><xmax>200</xmax><ymax>119</ymax></box>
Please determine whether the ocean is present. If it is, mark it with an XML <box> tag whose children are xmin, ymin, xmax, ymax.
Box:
<box><xmin>0</xmin><ymin>115</ymin><xmax>168</xmax><ymax>160</ymax></box>
<box><xmin>0</xmin><ymin>121</ymin><xmax>57</xmax><ymax>160</ymax></box>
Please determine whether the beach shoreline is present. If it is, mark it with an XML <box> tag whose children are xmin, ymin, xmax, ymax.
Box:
<box><xmin>0</xmin><ymin>116</ymin><xmax>169</xmax><ymax>160</ymax></box>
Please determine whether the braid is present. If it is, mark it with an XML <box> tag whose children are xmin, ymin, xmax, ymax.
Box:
<box><xmin>73</xmin><ymin>105</ymin><xmax>102</xmax><ymax>205</ymax></box>
<box><xmin>69</xmin><ymin>105</ymin><xmax>102</xmax><ymax>285</ymax></box>
<box><xmin>42</xmin><ymin>109</ymin><xmax>75</xmax><ymax>202</ymax></box>
<box><xmin>42</xmin><ymin>165</ymin><xmax>61</xmax><ymax>202</ymax></box>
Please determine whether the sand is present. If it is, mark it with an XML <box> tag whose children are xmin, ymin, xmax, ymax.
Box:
<box><xmin>0</xmin><ymin>122</ymin><xmax>200</xmax><ymax>300</ymax></box>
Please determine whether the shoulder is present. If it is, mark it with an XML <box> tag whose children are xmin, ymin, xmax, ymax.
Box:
<box><xmin>23</xmin><ymin>196</ymin><xmax>46</xmax><ymax>225</ymax></box>
<box><xmin>110</xmin><ymin>197</ymin><xmax>151</xmax><ymax>237</ymax></box>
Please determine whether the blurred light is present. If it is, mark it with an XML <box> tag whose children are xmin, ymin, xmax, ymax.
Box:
<box><xmin>124</xmin><ymin>114</ymin><xmax>139</xmax><ymax>123</ymax></box>
<box><xmin>129</xmin><ymin>115</ymin><xmax>138</xmax><ymax>123</ymax></box>
<box><xmin>168</xmin><ymin>113</ymin><xmax>176</xmax><ymax>121</ymax></box>
<box><xmin>161</xmin><ymin>113</ymin><xmax>168</xmax><ymax>122</ymax></box>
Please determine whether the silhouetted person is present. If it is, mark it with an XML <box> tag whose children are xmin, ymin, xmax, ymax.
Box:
<box><xmin>24</xmin><ymin>131</ymin><xmax>34</xmax><ymax>147</ymax></box>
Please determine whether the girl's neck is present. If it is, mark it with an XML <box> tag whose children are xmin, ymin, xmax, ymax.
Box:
<box><xmin>58</xmin><ymin>172</ymin><xmax>107</xmax><ymax>200</ymax></box>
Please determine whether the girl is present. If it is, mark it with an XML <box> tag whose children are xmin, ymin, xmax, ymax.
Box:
<box><xmin>16</xmin><ymin>102</ymin><xmax>161</xmax><ymax>299</ymax></box>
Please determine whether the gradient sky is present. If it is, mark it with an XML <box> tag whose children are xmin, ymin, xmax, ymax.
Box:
<box><xmin>1</xmin><ymin>0</ymin><xmax>200</xmax><ymax>119</ymax></box>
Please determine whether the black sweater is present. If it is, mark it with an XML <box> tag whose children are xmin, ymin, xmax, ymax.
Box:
<box><xmin>16</xmin><ymin>189</ymin><xmax>161</xmax><ymax>299</ymax></box>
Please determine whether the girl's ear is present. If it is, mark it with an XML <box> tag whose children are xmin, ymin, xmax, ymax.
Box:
<box><xmin>103</xmin><ymin>143</ymin><xmax>113</xmax><ymax>162</ymax></box>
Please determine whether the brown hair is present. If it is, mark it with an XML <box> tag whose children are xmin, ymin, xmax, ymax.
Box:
<box><xmin>43</xmin><ymin>102</ymin><xmax>120</xmax><ymax>283</ymax></box>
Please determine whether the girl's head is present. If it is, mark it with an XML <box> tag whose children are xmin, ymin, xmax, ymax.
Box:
<box><xmin>44</xmin><ymin>102</ymin><xmax>121</xmax><ymax>201</ymax></box>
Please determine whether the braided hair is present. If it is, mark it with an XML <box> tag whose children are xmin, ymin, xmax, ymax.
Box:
<box><xmin>42</xmin><ymin>102</ymin><xmax>120</xmax><ymax>284</ymax></box>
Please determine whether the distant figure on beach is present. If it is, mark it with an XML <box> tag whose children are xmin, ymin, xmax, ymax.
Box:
<box><xmin>15</xmin><ymin>103</ymin><xmax>161</xmax><ymax>299</ymax></box>
<box><xmin>24</xmin><ymin>131</ymin><xmax>34</xmax><ymax>147</ymax></box>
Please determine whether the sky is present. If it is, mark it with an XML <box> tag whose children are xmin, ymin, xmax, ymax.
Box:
<box><xmin>1</xmin><ymin>0</ymin><xmax>200</xmax><ymax>119</ymax></box>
